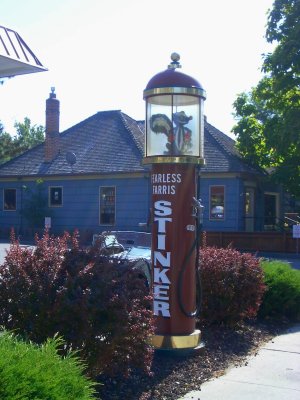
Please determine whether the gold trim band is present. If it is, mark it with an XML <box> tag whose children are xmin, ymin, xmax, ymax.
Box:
<box><xmin>150</xmin><ymin>329</ymin><xmax>201</xmax><ymax>349</ymax></box>
<box><xmin>144</xmin><ymin>87</ymin><xmax>206</xmax><ymax>99</ymax></box>
<box><xmin>143</xmin><ymin>156</ymin><xmax>205</xmax><ymax>165</ymax></box>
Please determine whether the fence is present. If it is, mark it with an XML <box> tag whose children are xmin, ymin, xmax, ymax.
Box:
<box><xmin>203</xmin><ymin>231</ymin><xmax>299</xmax><ymax>254</ymax></box>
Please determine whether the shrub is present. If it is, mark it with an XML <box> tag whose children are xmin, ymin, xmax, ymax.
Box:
<box><xmin>0</xmin><ymin>230</ymin><xmax>154</xmax><ymax>377</ymax></box>
<box><xmin>259</xmin><ymin>260</ymin><xmax>300</xmax><ymax>321</ymax></box>
<box><xmin>0</xmin><ymin>331</ymin><xmax>96</xmax><ymax>400</ymax></box>
<box><xmin>199</xmin><ymin>246</ymin><xmax>266</xmax><ymax>326</ymax></box>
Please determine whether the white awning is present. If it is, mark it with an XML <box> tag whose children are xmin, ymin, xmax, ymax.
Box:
<box><xmin>0</xmin><ymin>25</ymin><xmax>47</xmax><ymax>78</ymax></box>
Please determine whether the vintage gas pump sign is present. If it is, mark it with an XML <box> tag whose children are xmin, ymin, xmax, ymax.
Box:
<box><xmin>143</xmin><ymin>53</ymin><xmax>206</xmax><ymax>351</ymax></box>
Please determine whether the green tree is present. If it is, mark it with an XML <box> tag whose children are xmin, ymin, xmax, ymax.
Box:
<box><xmin>13</xmin><ymin>117</ymin><xmax>45</xmax><ymax>155</ymax></box>
<box><xmin>0</xmin><ymin>118</ymin><xmax>44</xmax><ymax>165</ymax></box>
<box><xmin>0</xmin><ymin>123</ymin><xmax>14</xmax><ymax>164</ymax></box>
<box><xmin>233</xmin><ymin>0</ymin><xmax>300</xmax><ymax>197</ymax></box>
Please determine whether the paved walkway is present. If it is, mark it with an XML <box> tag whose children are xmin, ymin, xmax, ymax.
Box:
<box><xmin>179</xmin><ymin>324</ymin><xmax>300</xmax><ymax>400</ymax></box>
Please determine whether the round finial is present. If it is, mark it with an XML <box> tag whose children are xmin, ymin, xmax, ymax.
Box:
<box><xmin>49</xmin><ymin>86</ymin><xmax>56</xmax><ymax>99</ymax></box>
<box><xmin>168</xmin><ymin>52</ymin><xmax>181</xmax><ymax>69</ymax></box>
<box><xmin>171</xmin><ymin>52</ymin><xmax>180</xmax><ymax>62</ymax></box>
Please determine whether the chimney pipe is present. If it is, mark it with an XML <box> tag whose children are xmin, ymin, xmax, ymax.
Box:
<box><xmin>45</xmin><ymin>87</ymin><xmax>60</xmax><ymax>162</ymax></box>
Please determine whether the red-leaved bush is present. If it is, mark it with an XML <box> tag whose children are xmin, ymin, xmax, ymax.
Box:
<box><xmin>199</xmin><ymin>246</ymin><xmax>266</xmax><ymax>326</ymax></box>
<box><xmin>0</xmin><ymin>230</ymin><xmax>154</xmax><ymax>377</ymax></box>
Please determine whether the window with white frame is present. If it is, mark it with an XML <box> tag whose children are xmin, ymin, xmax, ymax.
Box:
<box><xmin>99</xmin><ymin>186</ymin><xmax>116</xmax><ymax>225</ymax></box>
<box><xmin>49</xmin><ymin>187</ymin><xmax>63</xmax><ymax>207</ymax></box>
<box><xmin>3</xmin><ymin>188</ymin><xmax>17</xmax><ymax>211</ymax></box>
<box><xmin>210</xmin><ymin>185</ymin><xmax>225</xmax><ymax>220</ymax></box>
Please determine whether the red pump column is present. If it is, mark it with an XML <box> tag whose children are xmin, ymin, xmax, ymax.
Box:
<box><xmin>143</xmin><ymin>54</ymin><xmax>206</xmax><ymax>351</ymax></box>
<box><xmin>151</xmin><ymin>163</ymin><xmax>196</xmax><ymax>335</ymax></box>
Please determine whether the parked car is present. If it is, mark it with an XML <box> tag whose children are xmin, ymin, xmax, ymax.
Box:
<box><xmin>92</xmin><ymin>231</ymin><xmax>152</xmax><ymax>285</ymax></box>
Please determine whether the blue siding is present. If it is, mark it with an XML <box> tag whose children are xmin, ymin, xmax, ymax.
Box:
<box><xmin>0</xmin><ymin>174</ymin><xmax>283</xmax><ymax>240</ymax></box>
<box><xmin>1</xmin><ymin>177</ymin><xmax>150</xmax><ymax>240</ymax></box>
<box><xmin>47</xmin><ymin>177</ymin><xmax>150</xmax><ymax>234</ymax></box>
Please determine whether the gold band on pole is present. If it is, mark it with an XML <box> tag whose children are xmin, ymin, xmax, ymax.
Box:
<box><xmin>150</xmin><ymin>329</ymin><xmax>202</xmax><ymax>350</ymax></box>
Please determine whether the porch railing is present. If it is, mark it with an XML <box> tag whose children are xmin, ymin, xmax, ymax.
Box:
<box><xmin>243</xmin><ymin>214</ymin><xmax>299</xmax><ymax>232</ymax></box>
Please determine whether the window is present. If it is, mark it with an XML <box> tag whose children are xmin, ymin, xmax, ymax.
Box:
<box><xmin>210</xmin><ymin>186</ymin><xmax>225</xmax><ymax>220</ymax></box>
<box><xmin>4</xmin><ymin>188</ymin><xmax>16</xmax><ymax>210</ymax></box>
<box><xmin>49</xmin><ymin>187</ymin><xmax>63</xmax><ymax>207</ymax></box>
<box><xmin>100</xmin><ymin>187</ymin><xmax>116</xmax><ymax>225</ymax></box>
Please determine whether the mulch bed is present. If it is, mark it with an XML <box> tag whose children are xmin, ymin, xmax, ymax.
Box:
<box><xmin>97</xmin><ymin>320</ymin><xmax>287</xmax><ymax>400</ymax></box>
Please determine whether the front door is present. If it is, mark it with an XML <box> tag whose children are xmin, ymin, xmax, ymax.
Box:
<box><xmin>264</xmin><ymin>193</ymin><xmax>278</xmax><ymax>230</ymax></box>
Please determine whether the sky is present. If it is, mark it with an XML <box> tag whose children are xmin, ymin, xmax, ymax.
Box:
<box><xmin>0</xmin><ymin>0</ymin><xmax>275</xmax><ymax>138</ymax></box>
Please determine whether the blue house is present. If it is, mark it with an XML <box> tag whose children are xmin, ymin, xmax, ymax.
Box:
<box><xmin>0</xmin><ymin>90</ymin><xmax>284</xmax><ymax>242</ymax></box>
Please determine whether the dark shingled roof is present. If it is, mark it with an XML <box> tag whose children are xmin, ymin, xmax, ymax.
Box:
<box><xmin>0</xmin><ymin>110</ymin><xmax>262</xmax><ymax>177</ymax></box>
<box><xmin>0</xmin><ymin>110</ymin><xmax>145</xmax><ymax>177</ymax></box>
<box><xmin>202</xmin><ymin>121</ymin><xmax>261</xmax><ymax>174</ymax></box>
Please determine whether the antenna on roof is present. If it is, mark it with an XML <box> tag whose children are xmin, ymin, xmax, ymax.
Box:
<box><xmin>66</xmin><ymin>151</ymin><xmax>77</xmax><ymax>172</ymax></box>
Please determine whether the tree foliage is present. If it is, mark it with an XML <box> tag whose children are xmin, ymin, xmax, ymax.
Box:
<box><xmin>233</xmin><ymin>0</ymin><xmax>300</xmax><ymax>197</ymax></box>
<box><xmin>0</xmin><ymin>123</ymin><xmax>14</xmax><ymax>165</ymax></box>
<box><xmin>0</xmin><ymin>118</ymin><xmax>44</xmax><ymax>165</ymax></box>
<box><xmin>264</xmin><ymin>0</ymin><xmax>300</xmax><ymax>85</ymax></box>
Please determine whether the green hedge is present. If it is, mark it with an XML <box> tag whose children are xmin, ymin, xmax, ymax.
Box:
<box><xmin>259</xmin><ymin>260</ymin><xmax>300</xmax><ymax>321</ymax></box>
<box><xmin>0</xmin><ymin>331</ymin><xmax>97</xmax><ymax>400</ymax></box>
